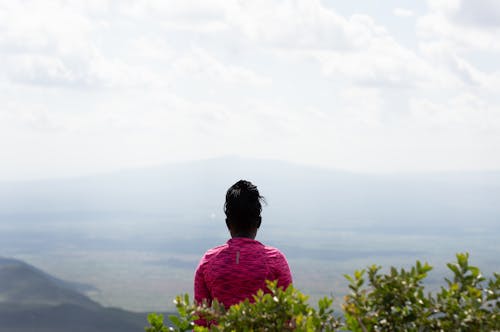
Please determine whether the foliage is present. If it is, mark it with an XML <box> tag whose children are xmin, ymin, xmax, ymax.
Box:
<box><xmin>146</xmin><ymin>281</ymin><xmax>340</xmax><ymax>332</ymax></box>
<box><xmin>343</xmin><ymin>261</ymin><xmax>433</xmax><ymax>331</ymax></box>
<box><xmin>431</xmin><ymin>253</ymin><xmax>499</xmax><ymax>331</ymax></box>
<box><xmin>343</xmin><ymin>253</ymin><xmax>499</xmax><ymax>331</ymax></box>
<box><xmin>146</xmin><ymin>253</ymin><xmax>499</xmax><ymax>332</ymax></box>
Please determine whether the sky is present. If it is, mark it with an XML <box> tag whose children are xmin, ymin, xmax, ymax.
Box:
<box><xmin>1</xmin><ymin>0</ymin><xmax>500</xmax><ymax>181</ymax></box>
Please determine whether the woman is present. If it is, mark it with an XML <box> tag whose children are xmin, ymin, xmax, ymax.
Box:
<box><xmin>194</xmin><ymin>180</ymin><xmax>292</xmax><ymax>309</ymax></box>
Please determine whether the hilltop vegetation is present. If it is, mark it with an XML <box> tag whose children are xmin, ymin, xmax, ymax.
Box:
<box><xmin>147</xmin><ymin>253</ymin><xmax>499</xmax><ymax>332</ymax></box>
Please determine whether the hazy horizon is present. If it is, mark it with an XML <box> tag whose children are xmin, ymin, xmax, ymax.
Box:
<box><xmin>2</xmin><ymin>155</ymin><xmax>500</xmax><ymax>184</ymax></box>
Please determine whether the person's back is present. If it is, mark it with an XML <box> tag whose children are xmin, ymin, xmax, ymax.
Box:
<box><xmin>194</xmin><ymin>180</ymin><xmax>292</xmax><ymax>309</ymax></box>
<box><xmin>195</xmin><ymin>237</ymin><xmax>291</xmax><ymax>307</ymax></box>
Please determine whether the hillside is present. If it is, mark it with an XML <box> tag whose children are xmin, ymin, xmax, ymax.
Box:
<box><xmin>0</xmin><ymin>257</ymin><xmax>155</xmax><ymax>332</ymax></box>
<box><xmin>0</xmin><ymin>257</ymin><xmax>98</xmax><ymax>308</ymax></box>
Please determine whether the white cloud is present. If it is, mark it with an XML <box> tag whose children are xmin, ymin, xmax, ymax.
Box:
<box><xmin>409</xmin><ymin>92</ymin><xmax>500</xmax><ymax>132</ymax></box>
<box><xmin>427</xmin><ymin>0</ymin><xmax>461</xmax><ymax>13</ymax></box>
<box><xmin>271</xmin><ymin>13</ymin><xmax>441</xmax><ymax>90</ymax></box>
<box><xmin>117</xmin><ymin>0</ymin><xmax>229</xmax><ymax>32</ymax></box>
<box><xmin>454</xmin><ymin>0</ymin><xmax>500</xmax><ymax>27</ymax></box>
<box><xmin>1</xmin><ymin>0</ymin><xmax>500</xmax><ymax>179</ymax></box>
<box><xmin>418</xmin><ymin>0</ymin><xmax>500</xmax><ymax>52</ymax></box>
<box><xmin>393</xmin><ymin>8</ymin><xmax>414</xmax><ymax>18</ymax></box>
<box><xmin>0</xmin><ymin>1</ymin><xmax>158</xmax><ymax>88</ymax></box>
<box><xmin>172</xmin><ymin>48</ymin><xmax>271</xmax><ymax>87</ymax></box>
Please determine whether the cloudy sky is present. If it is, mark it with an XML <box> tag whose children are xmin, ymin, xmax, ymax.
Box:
<box><xmin>1</xmin><ymin>0</ymin><xmax>499</xmax><ymax>180</ymax></box>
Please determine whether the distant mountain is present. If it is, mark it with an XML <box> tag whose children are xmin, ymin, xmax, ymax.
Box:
<box><xmin>0</xmin><ymin>156</ymin><xmax>499</xmax><ymax>229</ymax></box>
<box><xmin>0</xmin><ymin>257</ymin><xmax>157</xmax><ymax>332</ymax></box>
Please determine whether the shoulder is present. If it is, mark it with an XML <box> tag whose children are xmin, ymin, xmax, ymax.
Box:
<box><xmin>263</xmin><ymin>244</ymin><xmax>292</xmax><ymax>283</ymax></box>
<box><xmin>263</xmin><ymin>245</ymin><xmax>288</xmax><ymax>261</ymax></box>
<box><xmin>206</xmin><ymin>243</ymin><xmax>227</xmax><ymax>254</ymax></box>
<box><xmin>199</xmin><ymin>244</ymin><xmax>228</xmax><ymax>264</ymax></box>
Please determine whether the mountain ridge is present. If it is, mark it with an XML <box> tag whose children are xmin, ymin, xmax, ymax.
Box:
<box><xmin>0</xmin><ymin>157</ymin><xmax>498</xmax><ymax>228</ymax></box>
<box><xmin>0</xmin><ymin>256</ymin><xmax>159</xmax><ymax>332</ymax></box>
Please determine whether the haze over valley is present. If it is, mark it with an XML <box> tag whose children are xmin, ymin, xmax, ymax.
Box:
<box><xmin>1</xmin><ymin>157</ymin><xmax>498</xmax><ymax>311</ymax></box>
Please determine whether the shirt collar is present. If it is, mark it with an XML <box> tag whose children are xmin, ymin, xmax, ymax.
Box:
<box><xmin>227</xmin><ymin>237</ymin><xmax>263</xmax><ymax>246</ymax></box>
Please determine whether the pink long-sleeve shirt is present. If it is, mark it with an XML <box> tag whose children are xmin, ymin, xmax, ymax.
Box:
<box><xmin>194</xmin><ymin>237</ymin><xmax>292</xmax><ymax>308</ymax></box>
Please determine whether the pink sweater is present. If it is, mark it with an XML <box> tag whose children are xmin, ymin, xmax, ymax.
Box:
<box><xmin>194</xmin><ymin>237</ymin><xmax>292</xmax><ymax>308</ymax></box>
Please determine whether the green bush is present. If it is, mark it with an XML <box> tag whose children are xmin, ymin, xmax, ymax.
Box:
<box><xmin>146</xmin><ymin>253</ymin><xmax>499</xmax><ymax>332</ymax></box>
<box><xmin>343</xmin><ymin>261</ymin><xmax>433</xmax><ymax>331</ymax></box>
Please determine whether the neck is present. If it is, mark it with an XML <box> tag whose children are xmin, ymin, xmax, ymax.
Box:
<box><xmin>230</xmin><ymin>231</ymin><xmax>257</xmax><ymax>239</ymax></box>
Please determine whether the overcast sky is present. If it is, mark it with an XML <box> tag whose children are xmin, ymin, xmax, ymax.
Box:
<box><xmin>1</xmin><ymin>0</ymin><xmax>500</xmax><ymax>180</ymax></box>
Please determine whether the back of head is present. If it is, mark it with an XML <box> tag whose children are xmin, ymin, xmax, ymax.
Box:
<box><xmin>224</xmin><ymin>180</ymin><xmax>265</xmax><ymax>234</ymax></box>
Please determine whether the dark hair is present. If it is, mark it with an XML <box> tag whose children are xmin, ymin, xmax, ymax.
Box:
<box><xmin>224</xmin><ymin>180</ymin><xmax>265</xmax><ymax>233</ymax></box>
